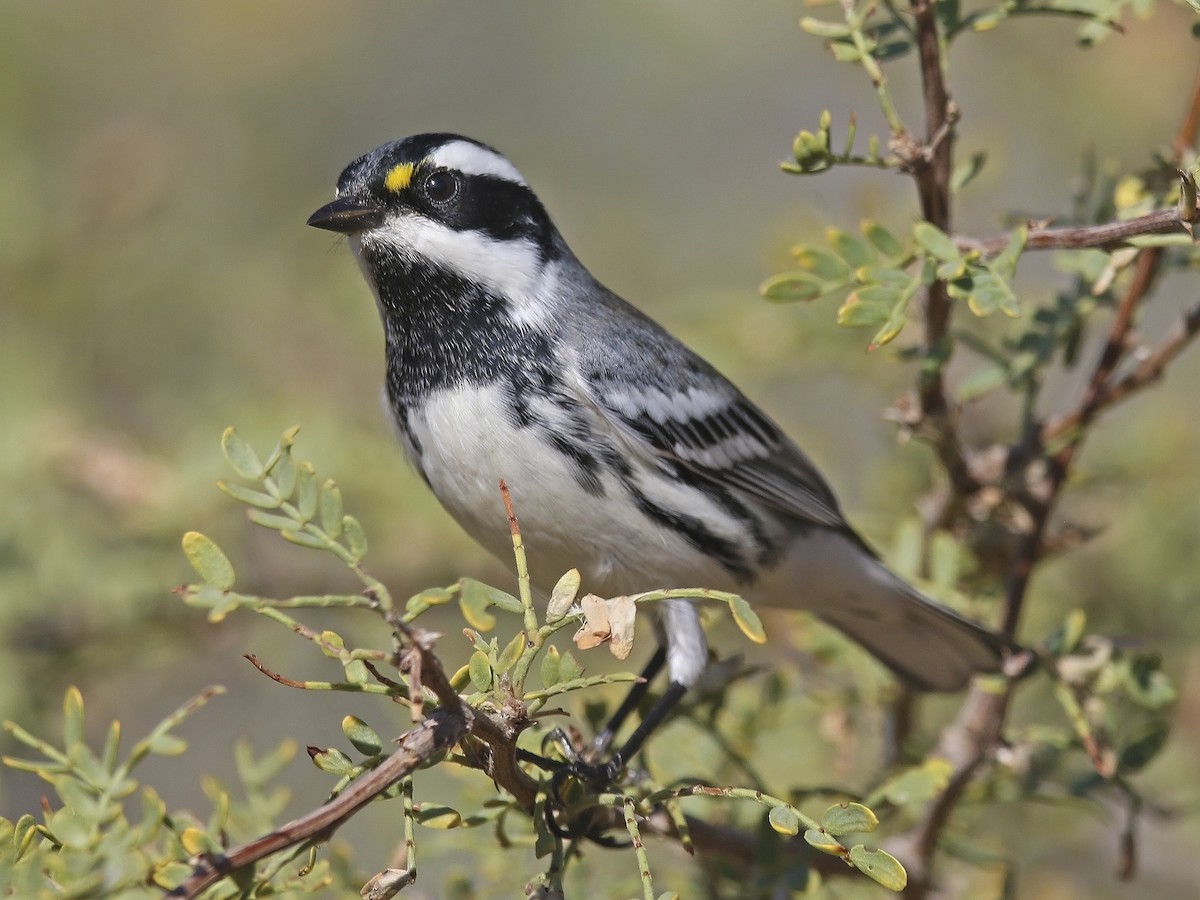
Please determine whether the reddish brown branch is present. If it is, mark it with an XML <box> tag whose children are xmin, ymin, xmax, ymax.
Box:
<box><xmin>906</xmin><ymin>0</ymin><xmax>980</xmax><ymax>504</ymax></box>
<box><xmin>959</xmin><ymin>207</ymin><xmax>1190</xmax><ymax>257</ymax></box>
<box><xmin>170</xmin><ymin>709</ymin><xmax>466</xmax><ymax>899</ymax></box>
<box><xmin>897</xmin><ymin>50</ymin><xmax>1200</xmax><ymax>900</ymax></box>
<box><xmin>168</xmin><ymin>628</ymin><xmax>545</xmax><ymax>898</ymax></box>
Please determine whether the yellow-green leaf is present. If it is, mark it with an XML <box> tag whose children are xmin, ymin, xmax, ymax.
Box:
<box><xmin>547</xmin><ymin>569</ymin><xmax>581</xmax><ymax>622</ymax></box>
<box><xmin>729</xmin><ymin>596</ymin><xmax>767</xmax><ymax>644</ymax></box>
<box><xmin>415</xmin><ymin>805</ymin><xmax>462</xmax><ymax>829</ymax></box>
<box><xmin>181</xmin><ymin>531</ymin><xmax>235</xmax><ymax>591</ymax></box>
<box><xmin>803</xmin><ymin>828</ymin><xmax>844</xmax><ymax>855</ymax></box>
<box><xmin>768</xmin><ymin>805</ymin><xmax>799</xmax><ymax>835</ymax></box>
<box><xmin>849</xmin><ymin>845</ymin><xmax>908</xmax><ymax>891</ymax></box>
<box><xmin>342</xmin><ymin>716</ymin><xmax>382</xmax><ymax>756</ymax></box>
<box><xmin>821</xmin><ymin>802</ymin><xmax>878</xmax><ymax>836</ymax></box>
<box><xmin>220</xmin><ymin>427</ymin><xmax>263</xmax><ymax>479</ymax></box>
<box><xmin>468</xmin><ymin>651</ymin><xmax>493</xmax><ymax>692</ymax></box>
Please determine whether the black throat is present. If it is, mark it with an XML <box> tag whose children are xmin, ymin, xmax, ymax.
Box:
<box><xmin>363</xmin><ymin>242</ymin><xmax>555</xmax><ymax>407</ymax></box>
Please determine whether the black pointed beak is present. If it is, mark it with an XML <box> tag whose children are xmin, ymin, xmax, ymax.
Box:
<box><xmin>307</xmin><ymin>195</ymin><xmax>387</xmax><ymax>233</ymax></box>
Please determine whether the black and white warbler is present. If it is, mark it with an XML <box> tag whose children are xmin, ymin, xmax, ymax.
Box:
<box><xmin>308</xmin><ymin>133</ymin><xmax>1009</xmax><ymax>773</ymax></box>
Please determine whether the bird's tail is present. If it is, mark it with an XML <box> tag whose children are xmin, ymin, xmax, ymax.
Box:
<box><xmin>815</xmin><ymin>578</ymin><xmax>1011</xmax><ymax>691</ymax></box>
<box><xmin>773</xmin><ymin>531</ymin><xmax>1012</xmax><ymax>691</ymax></box>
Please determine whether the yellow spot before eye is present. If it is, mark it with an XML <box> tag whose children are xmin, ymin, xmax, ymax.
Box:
<box><xmin>384</xmin><ymin>162</ymin><xmax>415</xmax><ymax>193</ymax></box>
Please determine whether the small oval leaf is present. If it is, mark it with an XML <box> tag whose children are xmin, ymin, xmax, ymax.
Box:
<box><xmin>848</xmin><ymin>845</ymin><xmax>908</xmax><ymax>891</ymax></box>
<box><xmin>342</xmin><ymin>515</ymin><xmax>368</xmax><ymax>561</ymax></box>
<box><xmin>821</xmin><ymin>802</ymin><xmax>878</xmax><ymax>836</ymax></box>
<box><xmin>729</xmin><ymin>596</ymin><xmax>767</xmax><ymax>644</ymax></box>
<box><xmin>760</xmin><ymin>273</ymin><xmax>825</xmax><ymax>303</ymax></box>
<box><xmin>181</xmin><ymin>532</ymin><xmax>235</xmax><ymax>591</ymax></box>
<box><xmin>468</xmin><ymin>651</ymin><xmax>493</xmax><ymax>692</ymax></box>
<box><xmin>913</xmin><ymin>222</ymin><xmax>961</xmax><ymax>262</ymax></box>
<box><xmin>768</xmin><ymin>805</ymin><xmax>800</xmax><ymax>835</ymax></box>
<box><xmin>547</xmin><ymin>569</ymin><xmax>581</xmax><ymax>622</ymax></box>
<box><xmin>319</xmin><ymin>480</ymin><xmax>344</xmax><ymax>537</ymax></box>
<box><xmin>803</xmin><ymin>828</ymin><xmax>844</xmax><ymax>855</ymax></box>
<box><xmin>342</xmin><ymin>716</ymin><xmax>382</xmax><ymax>756</ymax></box>
<box><xmin>221</xmin><ymin>427</ymin><xmax>263</xmax><ymax>479</ymax></box>
<box><xmin>415</xmin><ymin>804</ymin><xmax>462</xmax><ymax>829</ymax></box>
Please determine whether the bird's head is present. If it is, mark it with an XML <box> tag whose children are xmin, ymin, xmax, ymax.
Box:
<box><xmin>308</xmin><ymin>134</ymin><xmax>568</xmax><ymax>303</ymax></box>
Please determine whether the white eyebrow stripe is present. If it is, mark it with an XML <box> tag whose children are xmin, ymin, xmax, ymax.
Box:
<box><xmin>425</xmin><ymin>140</ymin><xmax>527</xmax><ymax>185</ymax></box>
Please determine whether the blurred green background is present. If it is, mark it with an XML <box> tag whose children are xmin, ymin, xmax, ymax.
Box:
<box><xmin>2</xmin><ymin>2</ymin><xmax>1199</xmax><ymax>896</ymax></box>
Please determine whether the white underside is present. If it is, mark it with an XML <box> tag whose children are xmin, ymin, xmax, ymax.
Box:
<box><xmin>399</xmin><ymin>383</ymin><xmax>996</xmax><ymax>691</ymax></box>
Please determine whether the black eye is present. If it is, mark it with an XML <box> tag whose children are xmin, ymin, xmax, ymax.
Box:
<box><xmin>422</xmin><ymin>170</ymin><xmax>459</xmax><ymax>203</ymax></box>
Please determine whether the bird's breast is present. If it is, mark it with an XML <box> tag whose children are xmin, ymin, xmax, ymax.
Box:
<box><xmin>393</xmin><ymin>382</ymin><xmax>747</xmax><ymax>598</ymax></box>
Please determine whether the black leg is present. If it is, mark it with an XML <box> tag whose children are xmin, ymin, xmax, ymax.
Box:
<box><xmin>605</xmin><ymin>680</ymin><xmax>688</xmax><ymax>774</ymax></box>
<box><xmin>590</xmin><ymin>645</ymin><xmax>668</xmax><ymax>756</ymax></box>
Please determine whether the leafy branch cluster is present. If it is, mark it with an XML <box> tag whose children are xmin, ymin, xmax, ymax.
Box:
<box><xmin>765</xmin><ymin>0</ymin><xmax>1199</xmax><ymax>894</ymax></box>
<box><xmin>1</xmin><ymin>429</ymin><xmax>914</xmax><ymax>899</ymax></box>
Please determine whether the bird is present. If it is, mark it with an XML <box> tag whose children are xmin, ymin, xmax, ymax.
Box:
<box><xmin>307</xmin><ymin>133</ymin><xmax>1009</xmax><ymax>773</ymax></box>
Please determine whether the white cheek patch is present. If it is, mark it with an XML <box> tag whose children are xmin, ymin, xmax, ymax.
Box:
<box><xmin>425</xmin><ymin>140</ymin><xmax>527</xmax><ymax>185</ymax></box>
<box><xmin>361</xmin><ymin>214</ymin><xmax>557</xmax><ymax>328</ymax></box>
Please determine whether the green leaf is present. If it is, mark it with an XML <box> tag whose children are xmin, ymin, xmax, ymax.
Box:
<box><xmin>281</xmin><ymin>528</ymin><xmax>328</xmax><ymax>550</ymax></box>
<box><xmin>849</xmin><ymin>845</ymin><xmax>908</xmax><ymax>891</ymax></box>
<box><xmin>221</xmin><ymin>427</ymin><xmax>263</xmax><ymax>479</ymax></box>
<box><xmin>295</xmin><ymin>461</ymin><xmax>318</xmax><ymax>522</ymax></box>
<box><xmin>342</xmin><ymin>716</ymin><xmax>382</xmax><ymax>757</ymax></box>
<box><xmin>962</xmin><ymin>271</ymin><xmax>1020</xmax><ymax>318</ymax></box>
<box><xmin>415</xmin><ymin>805</ymin><xmax>462</xmax><ymax>829</ymax></box>
<box><xmin>147</xmin><ymin>734</ymin><xmax>187</xmax><ymax>756</ymax></box>
<box><xmin>468</xmin><ymin>651</ymin><xmax>493</xmax><ymax>692</ymax></box>
<box><xmin>828</xmin><ymin>228</ymin><xmax>876</xmax><ymax>267</ymax></box>
<box><xmin>1123</xmin><ymin>653</ymin><xmax>1177</xmax><ymax>709</ymax></box>
<box><xmin>406</xmin><ymin>586</ymin><xmax>455</xmax><ymax>618</ymax></box>
<box><xmin>319</xmin><ymin>480</ymin><xmax>344</xmax><ymax>537</ymax></box>
<box><xmin>913</xmin><ymin>222</ymin><xmax>961</xmax><ymax>262</ymax></box>
<box><xmin>540</xmin><ymin>644</ymin><xmax>562</xmax><ymax>688</ymax></box>
<box><xmin>181</xmin><ymin>531</ymin><xmax>235</xmax><ymax>591</ymax></box>
<box><xmin>803</xmin><ymin>828</ymin><xmax>844</xmax><ymax>855</ymax></box>
<box><xmin>61</xmin><ymin>686</ymin><xmax>84</xmax><ymax>752</ymax></box>
<box><xmin>992</xmin><ymin>225</ymin><xmax>1029</xmax><ymax>279</ymax></box>
<box><xmin>956</xmin><ymin>362</ymin><xmax>1009</xmax><ymax>403</ymax></box>
<box><xmin>342</xmin><ymin>515</ymin><xmax>368</xmax><ymax>561</ymax></box>
<box><xmin>873</xmin><ymin>40</ymin><xmax>912</xmax><ymax>62</ymax></box>
<box><xmin>829</xmin><ymin>41</ymin><xmax>863</xmax><ymax>63</ymax></box>
<box><xmin>344</xmin><ymin>659</ymin><xmax>370</xmax><ymax>685</ymax></box>
<box><xmin>310</xmin><ymin>747</ymin><xmax>354</xmax><ymax>776</ymax></box>
<box><xmin>459</xmin><ymin>579</ymin><xmax>522</xmax><ymax>631</ymax></box>
<box><xmin>838</xmin><ymin>285</ymin><xmax>901</xmax><ymax>328</ymax></box>
<box><xmin>760</xmin><ymin>273</ymin><xmax>825</xmax><ymax>303</ymax></box>
<box><xmin>821</xmin><ymin>802</ymin><xmax>878</xmax><ymax>836</ymax></box>
<box><xmin>1117</xmin><ymin>721</ymin><xmax>1169</xmax><ymax>775</ymax></box>
<box><xmin>729</xmin><ymin>596</ymin><xmax>767</xmax><ymax>644</ymax></box>
<box><xmin>861</xmin><ymin>222</ymin><xmax>906</xmax><ymax>261</ymax></box>
<box><xmin>800</xmin><ymin>16</ymin><xmax>853</xmax><ymax>37</ymax></box>
<box><xmin>869</xmin><ymin>303</ymin><xmax>910</xmax><ymax>350</ymax></box>
<box><xmin>950</xmin><ymin>151</ymin><xmax>988</xmax><ymax>194</ymax></box>
<box><xmin>247</xmin><ymin>510</ymin><xmax>299</xmax><ymax>532</ymax></box>
<box><xmin>547</xmin><ymin>569</ymin><xmax>580</xmax><ymax>622</ymax></box>
<box><xmin>793</xmin><ymin>246</ymin><xmax>853</xmax><ymax>282</ymax></box>
<box><xmin>867</xmin><ymin>758</ymin><xmax>953</xmax><ymax>808</ymax></box>
<box><xmin>768</xmin><ymin>805</ymin><xmax>800</xmax><ymax>835</ymax></box>
<box><xmin>496</xmin><ymin>631</ymin><xmax>525</xmax><ymax>673</ymax></box>
<box><xmin>216</xmin><ymin>479</ymin><xmax>282</xmax><ymax>509</ymax></box>
<box><xmin>855</xmin><ymin>265</ymin><xmax>913</xmax><ymax>287</ymax></box>
<box><xmin>269</xmin><ymin>448</ymin><xmax>296</xmax><ymax>499</ymax></box>
<box><xmin>557</xmin><ymin>650</ymin><xmax>583</xmax><ymax>683</ymax></box>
